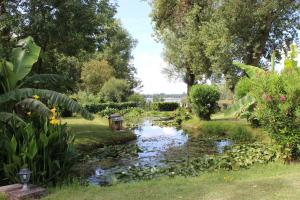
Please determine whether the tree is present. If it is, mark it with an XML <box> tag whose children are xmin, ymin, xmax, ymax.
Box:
<box><xmin>0</xmin><ymin>0</ymin><xmax>138</xmax><ymax>91</ymax></box>
<box><xmin>100</xmin><ymin>78</ymin><xmax>130</xmax><ymax>102</ymax></box>
<box><xmin>151</xmin><ymin>0</ymin><xmax>300</xmax><ymax>91</ymax></box>
<box><xmin>152</xmin><ymin>0</ymin><xmax>213</xmax><ymax>95</ymax></box>
<box><xmin>0</xmin><ymin>36</ymin><xmax>93</xmax><ymax>123</ymax></box>
<box><xmin>81</xmin><ymin>59</ymin><xmax>115</xmax><ymax>94</ymax></box>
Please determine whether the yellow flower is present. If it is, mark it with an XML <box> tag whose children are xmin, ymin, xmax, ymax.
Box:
<box><xmin>27</xmin><ymin>112</ymin><xmax>31</xmax><ymax>116</ymax></box>
<box><xmin>50</xmin><ymin>107</ymin><xmax>57</xmax><ymax>113</ymax></box>
<box><xmin>32</xmin><ymin>95</ymin><xmax>40</xmax><ymax>100</ymax></box>
<box><xmin>49</xmin><ymin>118</ymin><xmax>59</xmax><ymax>125</ymax></box>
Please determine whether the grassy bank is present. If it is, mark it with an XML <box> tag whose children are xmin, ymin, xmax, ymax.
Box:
<box><xmin>182</xmin><ymin>115</ymin><xmax>270</xmax><ymax>143</ymax></box>
<box><xmin>44</xmin><ymin>163</ymin><xmax>300</xmax><ymax>200</ymax></box>
<box><xmin>62</xmin><ymin>116</ymin><xmax>136</xmax><ymax>151</ymax></box>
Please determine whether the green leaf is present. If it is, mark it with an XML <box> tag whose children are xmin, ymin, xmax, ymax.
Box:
<box><xmin>10</xmin><ymin>36</ymin><xmax>41</xmax><ymax>87</ymax></box>
<box><xmin>225</xmin><ymin>95</ymin><xmax>256</xmax><ymax>117</ymax></box>
<box><xmin>16</xmin><ymin>98</ymin><xmax>51</xmax><ymax>118</ymax></box>
<box><xmin>10</xmin><ymin>136</ymin><xmax>17</xmax><ymax>154</ymax></box>
<box><xmin>18</xmin><ymin>74</ymin><xmax>68</xmax><ymax>88</ymax></box>
<box><xmin>0</xmin><ymin>88</ymin><xmax>94</xmax><ymax>120</ymax></box>
<box><xmin>0</xmin><ymin>112</ymin><xmax>26</xmax><ymax>126</ymax></box>
<box><xmin>233</xmin><ymin>62</ymin><xmax>265</xmax><ymax>78</ymax></box>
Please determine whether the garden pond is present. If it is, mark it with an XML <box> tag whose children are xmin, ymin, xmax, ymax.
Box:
<box><xmin>77</xmin><ymin>119</ymin><xmax>233</xmax><ymax>185</ymax></box>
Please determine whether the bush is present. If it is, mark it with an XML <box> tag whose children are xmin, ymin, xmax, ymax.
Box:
<box><xmin>151</xmin><ymin>102</ymin><xmax>179</xmax><ymax>111</ymax></box>
<box><xmin>128</xmin><ymin>94</ymin><xmax>146</xmax><ymax>107</ymax></box>
<box><xmin>189</xmin><ymin>84</ymin><xmax>220</xmax><ymax>120</ymax></box>
<box><xmin>85</xmin><ymin>102</ymin><xmax>138</xmax><ymax>113</ymax></box>
<box><xmin>249</xmin><ymin>44</ymin><xmax>300</xmax><ymax>160</ymax></box>
<box><xmin>71</xmin><ymin>91</ymin><xmax>104</xmax><ymax>106</ymax></box>
<box><xmin>100</xmin><ymin>78</ymin><xmax>131</xmax><ymax>102</ymax></box>
<box><xmin>0</xmin><ymin>117</ymin><xmax>76</xmax><ymax>185</ymax></box>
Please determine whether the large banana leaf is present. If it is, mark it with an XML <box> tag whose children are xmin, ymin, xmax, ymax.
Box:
<box><xmin>18</xmin><ymin>74</ymin><xmax>67</xmax><ymax>88</ymax></box>
<box><xmin>0</xmin><ymin>88</ymin><xmax>94</xmax><ymax>120</ymax></box>
<box><xmin>225</xmin><ymin>95</ymin><xmax>256</xmax><ymax>117</ymax></box>
<box><xmin>16</xmin><ymin>98</ymin><xmax>51</xmax><ymax>118</ymax></box>
<box><xmin>233</xmin><ymin>62</ymin><xmax>265</xmax><ymax>78</ymax></box>
<box><xmin>9</xmin><ymin>37</ymin><xmax>41</xmax><ymax>88</ymax></box>
<box><xmin>0</xmin><ymin>112</ymin><xmax>26</xmax><ymax>126</ymax></box>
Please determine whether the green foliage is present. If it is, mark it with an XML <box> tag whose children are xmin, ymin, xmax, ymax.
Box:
<box><xmin>0</xmin><ymin>37</ymin><xmax>93</xmax><ymax>121</ymax></box>
<box><xmin>99</xmin><ymin>108</ymin><xmax>119</xmax><ymax>118</ymax></box>
<box><xmin>199</xmin><ymin>121</ymin><xmax>254</xmax><ymax>142</ymax></box>
<box><xmin>151</xmin><ymin>0</ymin><xmax>300</xmax><ymax>91</ymax></box>
<box><xmin>71</xmin><ymin>91</ymin><xmax>104</xmax><ymax>107</ymax></box>
<box><xmin>81</xmin><ymin>59</ymin><xmax>115</xmax><ymax>94</ymax></box>
<box><xmin>0</xmin><ymin>117</ymin><xmax>77</xmax><ymax>185</ymax></box>
<box><xmin>151</xmin><ymin>102</ymin><xmax>179</xmax><ymax>111</ymax></box>
<box><xmin>1</xmin><ymin>0</ymin><xmax>138</xmax><ymax>91</ymax></box>
<box><xmin>85</xmin><ymin>102</ymin><xmax>138</xmax><ymax>114</ymax></box>
<box><xmin>233</xmin><ymin>45</ymin><xmax>300</xmax><ymax>160</ymax></box>
<box><xmin>127</xmin><ymin>93</ymin><xmax>146</xmax><ymax>107</ymax></box>
<box><xmin>189</xmin><ymin>85</ymin><xmax>220</xmax><ymax>120</ymax></box>
<box><xmin>230</xmin><ymin>127</ymin><xmax>253</xmax><ymax>143</ymax></box>
<box><xmin>100</xmin><ymin>78</ymin><xmax>131</xmax><ymax>102</ymax></box>
<box><xmin>234</xmin><ymin>78</ymin><xmax>252</xmax><ymax>100</ymax></box>
<box><xmin>114</xmin><ymin>143</ymin><xmax>278</xmax><ymax>182</ymax></box>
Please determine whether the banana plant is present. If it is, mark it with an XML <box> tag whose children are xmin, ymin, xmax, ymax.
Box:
<box><xmin>0</xmin><ymin>36</ymin><xmax>93</xmax><ymax>122</ymax></box>
<box><xmin>225</xmin><ymin>62</ymin><xmax>265</xmax><ymax>117</ymax></box>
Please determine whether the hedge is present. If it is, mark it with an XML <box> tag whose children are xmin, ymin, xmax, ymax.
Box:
<box><xmin>85</xmin><ymin>102</ymin><xmax>138</xmax><ymax>113</ymax></box>
<box><xmin>151</xmin><ymin>102</ymin><xmax>180</xmax><ymax>111</ymax></box>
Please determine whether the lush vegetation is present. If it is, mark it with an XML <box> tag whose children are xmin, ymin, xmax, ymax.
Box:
<box><xmin>152</xmin><ymin>0</ymin><xmax>300</xmax><ymax>93</ymax></box>
<box><xmin>0</xmin><ymin>37</ymin><xmax>92</xmax><ymax>185</ymax></box>
<box><xmin>151</xmin><ymin>102</ymin><xmax>179</xmax><ymax>111</ymax></box>
<box><xmin>189</xmin><ymin>85</ymin><xmax>220</xmax><ymax>120</ymax></box>
<box><xmin>1</xmin><ymin>0</ymin><xmax>300</xmax><ymax>199</ymax></box>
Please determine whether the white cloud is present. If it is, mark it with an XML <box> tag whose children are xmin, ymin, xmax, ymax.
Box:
<box><xmin>134</xmin><ymin>53</ymin><xmax>186</xmax><ymax>94</ymax></box>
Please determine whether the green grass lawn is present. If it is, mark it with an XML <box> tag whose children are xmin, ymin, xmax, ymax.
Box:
<box><xmin>62</xmin><ymin>116</ymin><xmax>136</xmax><ymax>150</ymax></box>
<box><xmin>44</xmin><ymin>163</ymin><xmax>300</xmax><ymax>200</ymax></box>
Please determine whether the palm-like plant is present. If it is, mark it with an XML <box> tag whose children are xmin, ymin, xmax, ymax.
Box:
<box><xmin>0</xmin><ymin>36</ymin><xmax>93</xmax><ymax>122</ymax></box>
<box><xmin>225</xmin><ymin>62</ymin><xmax>264</xmax><ymax>117</ymax></box>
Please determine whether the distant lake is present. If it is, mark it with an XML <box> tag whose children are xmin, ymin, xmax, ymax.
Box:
<box><xmin>146</xmin><ymin>97</ymin><xmax>182</xmax><ymax>104</ymax></box>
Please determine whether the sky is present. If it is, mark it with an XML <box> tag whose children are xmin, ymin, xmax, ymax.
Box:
<box><xmin>115</xmin><ymin>0</ymin><xmax>187</xmax><ymax>94</ymax></box>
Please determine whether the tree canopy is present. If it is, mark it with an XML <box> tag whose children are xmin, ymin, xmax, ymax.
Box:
<box><xmin>0</xmin><ymin>0</ymin><xmax>139</xmax><ymax>92</ymax></box>
<box><xmin>151</xmin><ymin>0</ymin><xmax>300</xmax><ymax>92</ymax></box>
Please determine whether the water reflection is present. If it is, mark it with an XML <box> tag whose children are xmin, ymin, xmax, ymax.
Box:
<box><xmin>88</xmin><ymin>120</ymin><xmax>232</xmax><ymax>185</ymax></box>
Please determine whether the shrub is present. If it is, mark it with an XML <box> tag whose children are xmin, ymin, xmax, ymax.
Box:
<box><xmin>189</xmin><ymin>84</ymin><xmax>220</xmax><ymax>120</ymax></box>
<box><xmin>0</xmin><ymin>117</ymin><xmax>77</xmax><ymax>185</ymax></box>
<box><xmin>70</xmin><ymin>91</ymin><xmax>104</xmax><ymax>107</ymax></box>
<box><xmin>85</xmin><ymin>102</ymin><xmax>138</xmax><ymax>113</ymax></box>
<box><xmin>249</xmin><ymin>44</ymin><xmax>300</xmax><ymax>160</ymax></box>
<box><xmin>151</xmin><ymin>102</ymin><xmax>179</xmax><ymax>111</ymax></box>
<box><xmin>100</xmin><ymin>78</ymin><xmax>131</xmax><ymax>102</ymax></box>
<box><xmin>128</xmin><ymin>94</ymin><xmax>146</xmax><ymax>107</ymax></box>
<box><xmin>99</xmin><ymin>108</ymin><xmax>119</xmax><ymax>117</ymax></box>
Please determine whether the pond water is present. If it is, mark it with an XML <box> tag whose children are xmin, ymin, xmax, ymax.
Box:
<box><xmin>87</xmin><ymin>120</ymin><xmax>232</xmax><ymax>185</ymax></box>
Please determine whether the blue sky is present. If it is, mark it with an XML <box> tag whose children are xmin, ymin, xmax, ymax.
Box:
<box><xmin>115</xmin><ymin>0</ymin><xmax>186</xmax><ymax>94</ymax></box>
